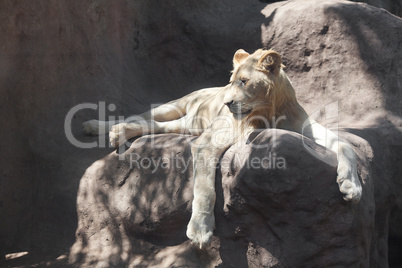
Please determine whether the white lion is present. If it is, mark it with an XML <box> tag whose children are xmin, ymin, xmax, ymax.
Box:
<box><xmin>83</xmin><ymin>49</ymin><xmax>362</xmax><ymax>248</ymax></box>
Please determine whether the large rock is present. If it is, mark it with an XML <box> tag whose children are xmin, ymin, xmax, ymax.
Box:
<box><xmin>70</xmin><ymin>130</ymin><xmax>375</xmax><ymax>267</ymax></box>
<box><xmin>259</xmin><ymin>2</ymin><xmax>402</xmax><ymax>262</ymax></box>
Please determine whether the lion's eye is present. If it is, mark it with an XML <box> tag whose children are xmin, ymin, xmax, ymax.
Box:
<box><xmin>240</xmin><ymin>79</ymin><xmax>248</xmax><ymax>86</ymax></box>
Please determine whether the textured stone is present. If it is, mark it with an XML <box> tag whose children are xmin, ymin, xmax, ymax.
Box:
<box><xmin>70</xmin><ymin>130</ymin><xmax>375</xmax><ymax>267</ymax></box>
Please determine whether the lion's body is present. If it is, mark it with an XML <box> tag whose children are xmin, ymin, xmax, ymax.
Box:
<box><xmin>83</xmin><ymin>49</ymin><xmax>362</xmax><ymax>248</ymax></box>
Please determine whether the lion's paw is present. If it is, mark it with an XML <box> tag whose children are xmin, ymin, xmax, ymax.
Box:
<box><xmin>337</xmin><ymin>165</ymin><xmax>362</xmax><ymax>203</ymax></box>
<box><xmin>83</xmin><ymin>120</ymin><xmax>107</xmax><ymax>136</ymax></box>
<box><xmin>109</xmin><ymin>123</ymin><xmax>128</xmax><ymax>147</ymax></box>
<box><xmin>186</xmin><ymin>212</ymin><xmax>215</xmax><ymax>249</ymax></box>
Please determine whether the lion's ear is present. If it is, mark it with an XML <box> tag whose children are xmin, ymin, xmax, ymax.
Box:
<box><xmin>233</xmin><ymin>49</ymin><xmax>250</xmax><ymax>69</ymax></box>
<box><xmin>258</xmin><ymin>50</ymin><xmax>282</xmax><ymax>76</ymax></box>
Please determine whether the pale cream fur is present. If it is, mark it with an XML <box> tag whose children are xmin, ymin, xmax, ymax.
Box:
<box><xmin>83</xmin><ymin>49</ymin><xmax>362</xmax><ymax>248</ymax></box>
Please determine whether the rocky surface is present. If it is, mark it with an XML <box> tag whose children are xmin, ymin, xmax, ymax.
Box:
<box><xmin>70</xmin><ymin>130</ymin><xmax>376</xmax><ymax>267</ymax></box>
<box><xmin>0</xmin><ymin>0</ymin><xmax>401</xmax><ymax>267</ymax></box>
<box><xmin>351</xmin><ymin>0</ymin><xmax>402</xmax><ymax>16</ymax></box>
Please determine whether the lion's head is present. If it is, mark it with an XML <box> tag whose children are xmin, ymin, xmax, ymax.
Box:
<box><xmin>224</xmin><ymin>49</ymin><xmax>301</xmax><ymax>129</ymax></box>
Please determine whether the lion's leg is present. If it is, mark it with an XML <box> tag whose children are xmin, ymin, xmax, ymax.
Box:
<box><xmin>83</xmin><ymin>87</ymin><xmax>222</xmax><ymax>136</ymax></box>
<box><xmin>82</xmin><ymin>98</ymin><xmax>188</xmax><ymax>136</ymax></box>
<box><xmin>302</xmin><ymin>119</ymin><xmax>362</xmax><ymax>203</ymax></box>
<box><xmin>82</xmin><ymin>102</ymin><xmax>187</xmax><ymax>137</ymax></box>
<box><xmin>82</xmin><ymin>119</ymin><xmax>118</xmax><ymax>136</ymax></box>
<box><xmin>109</xmin><ymin>117</ymin><xmax>190</xmax><ymax>147</ymax></box>
<box><xmin>138</xmin><ymin>87</ymin><xmax>221</xmax><ymax>122</ymax></box>
<box><xmin>186</xmin><ymin>119</ymin><xmax>237</xmax><ymax>248</ymax></box>
<box><xmin>138</xmin><ymin>99</ymin><xmax>188</xmax><ymax>122</ymax></box>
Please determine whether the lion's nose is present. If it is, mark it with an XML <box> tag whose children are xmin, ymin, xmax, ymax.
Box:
<box><xmin>224</xmin><ymin>100</ymin><xmax>234</xmax><ymax>107</ymax></box>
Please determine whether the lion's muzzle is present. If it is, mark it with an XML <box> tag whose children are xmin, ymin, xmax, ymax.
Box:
<box><xmin>225</xmin><ymin>100</ymin><xmax>252</xmax><ymax>115</ymax></box>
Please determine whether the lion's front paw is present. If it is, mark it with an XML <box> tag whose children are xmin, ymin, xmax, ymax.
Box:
<box><xmin>186</xmin><ymin>212</ymin><xmax>215</xmax><ymax>249</ymax></box>
<box><xmin>109</xmin><ymin>123</ymin><xmax>128</xmax><ymax>147</ymax></box>
<box><xmin>83</xmin><ymin>120</ymin><xmax>107</xmax><ymax>136</ymax></box>
<box><xmin>337</xmin><ymin>165</ymin><xmax>362</xmax><ymax>203</ymax></box>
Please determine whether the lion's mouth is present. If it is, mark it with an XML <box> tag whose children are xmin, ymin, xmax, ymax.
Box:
<box><xmin>229</xmin><ymin>106</ymin><xmax>252</xmax><ymax>115</ymax></box>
